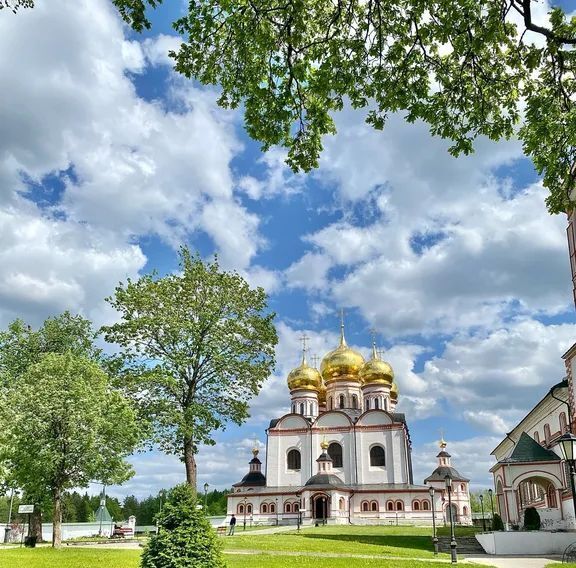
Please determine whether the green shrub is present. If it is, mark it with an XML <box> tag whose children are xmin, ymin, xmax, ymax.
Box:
<box><xmin>523</xmin><ymin>507</ymin><xmax>541</xmax><ymax>531</ymax></box>
<box><xmin>492</xmin><ymin>513</ymin><xmax>504</xmax><ymax>531</ymax></box>
<box><xmin>141</xmin><ymin>484</ymin><xmax>225</xmax><ymax>568</ymax></box>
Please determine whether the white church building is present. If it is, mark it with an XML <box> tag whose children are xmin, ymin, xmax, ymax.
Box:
<box><xmin>227</xmin><ymin>325</ymin><xmax>472</xmax><ymax>525</ymax></box>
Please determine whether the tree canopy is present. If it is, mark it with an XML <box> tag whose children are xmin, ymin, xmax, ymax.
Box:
<box><xmin>102</xmin><ymin>247</ymin><xmax>277</xmax><ymax>488</ymax></box>
<box><xmin>113</xmin><ymin>0</ymin><xmax>576</xmax><ymax>214</ymax></box>
<box><xmin>0</xmin><ymin>352</ymin><xmax>140</xmax><ymax>546</ymax></box>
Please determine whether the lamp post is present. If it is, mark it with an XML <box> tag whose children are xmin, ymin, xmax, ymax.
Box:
<box><xmin>243</xmin><ymin>497</ymin><xmax>247</xmax><ymax>531</ymax></box>
<box><xmin>275</xmin><ymin>498</ymin><xmax>279</xmax><ymax>526</ymax></box>
<box><xmin>428</xmin><ymin>486</ymin><xmax>438</xmax><ymax>555</ymax></box>
<box><xmin>479</xmin><ymin>494</ymin><xmax>486</xmax><ymax>531</ymax></box>
<box><xmin>203</xmin><ymin>482</ymin><xmax>209</xmax><ymax>512</ymax></box>
<box><xmin>4</xmin><ymin>488</ymin><xmax>15</xmax><ymax>544</ymax></box>
<box><xmin>556</xmin><ymin>432</ymin><xmax>576</xmax><ymax>523</ymax></box>
<box><xmin>296</xmin><ymin>494</ymin><xmax>301</xmax><ymax>531</ymax></box>
<box><xmin>488</xmin><ymin>489</ymin><xmax>495</xmax><ymax>530</ymax></box>
<box><xmin>445</xmin><ymin>475</ymin><xmax>457</xmax><ymax>564</ymax></box>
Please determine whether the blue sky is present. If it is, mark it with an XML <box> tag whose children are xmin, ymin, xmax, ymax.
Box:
<box><xmin>1</xmin><ymin>0</ymin><xmax>575</xmax><ymax>499</ymax></box>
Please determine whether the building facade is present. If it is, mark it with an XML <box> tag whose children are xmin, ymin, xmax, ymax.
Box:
<box><xmin>227</xmin><ymin>326</ymin><xmax>472</xmax><ymax>526</ymax></box>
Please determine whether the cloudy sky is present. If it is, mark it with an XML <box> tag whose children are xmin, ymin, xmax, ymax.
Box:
<box><xmin>2</xmin><ymin>0</ymin><xmax>575</xmax><ymax>499</ymax></box>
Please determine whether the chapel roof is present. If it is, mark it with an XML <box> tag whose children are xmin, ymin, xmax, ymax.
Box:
<box><xmin>233</xmin><ymin>471</ymin><xmax>267</xmax><ymax>487</ymax></box>
<box><xmin>504</xmin><ymin>431</ymin><xmax>560</xmax><ymax>463</ymax></box>
<box><xmin>304</xmin><ymin>473</ymin><xmax>345</xmax><ymax>488</ymax></box>
<box><xmin>424</xmin><ymin>465</ymin><xmax>470</xmax><ymax>483</ymax></box>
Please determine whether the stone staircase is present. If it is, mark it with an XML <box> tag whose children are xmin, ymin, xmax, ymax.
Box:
<box><xmin>437</xmin><ymin>536</ymin><xmax>486</xmax><ymax>555</ymax></box>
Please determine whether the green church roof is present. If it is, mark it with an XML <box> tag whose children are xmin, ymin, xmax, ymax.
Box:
<box><xmin>94</xmin><ymin>504</ymin><xmax>113</xmax><ymax>523</ymax></box>
<box><xmin>507</xmin><ymin>432</ymin><xmax>560</xmax><ymax>463</ymax></box>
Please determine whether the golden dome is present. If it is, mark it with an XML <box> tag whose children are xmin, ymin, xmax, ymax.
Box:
<box><xmin>360</xmin><ymin>344</ymin><xmax>394</xmax><ymax>386</ymax></box>
<box><xmin>390</xmin><ymin>381</ymin><xmax>399</xmax><ymax>401</ymax></box>
<box><xmin>320</xmin><ymin>324</ymin><xmax>365</xmax><ymax>385</ymax></box>
<box><xmin>287</xmin><ymin>354</ymin><xmax>322</xmax><ymax>392</ymax></box>
<box><xmin>318</xmin><ymin>381</ymin><xmax>327</xmax><ymax>404</ymax></box>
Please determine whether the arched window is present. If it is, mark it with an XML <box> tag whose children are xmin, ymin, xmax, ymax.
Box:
<box><xmin>396</xmin><ymin>500</ymin><xmax>403</xmax><ymax>511</ymax></box>
<box><xmin>294</xmin><ymin>503</ymin><xmax>299</xmax><ymax>512</ymax></box>
<box><xmin>292</xmin><ymin>404</ymin><xmax>295</xmax><ymax>413</ymax></box>
<box><xmin>261</xmin><ymin>503</ymin><xmax>268</xmax><ymax>513</ymax></box>
<box><xmin>374</xmin><ymin>398</ymin><xmax>380</xmax><ymax>409</ymax></box>
<box><xmin>352</xmin><ymin>394</ymin><xmax>358</xmax><ymax>409</ymax></box>
<box><xmin>339</xmin><ymin>498</ymin><xmax>345</xmax><ymax>511</ymax></box>
<box><xmin>560</xmin><ymin>412</ymin><xmax>568</xmax><ymax>433</ymax></box>
<box><xmin>366</xmin><ymin>398</ymin><xmax>371</xmax><ymax>410</ymax></box>
<box><xmin>362</xmin><ymin>501</ymin><xmax>369</xmax><ymax>512</ymax></box>
<box><xmin>299</xmin><ymin>403</ymin><xmax>305</xmax><ymax>415</ymax></box>
<box><xmin>387</xmin><ymin>501</ymin><xmax>394</xmax><ymax>511</ymax></box>
<box><xmin>422</xmin><ymin>500</ymin><xmax>430</xmax><ymax>511</ymax></box>
<box><xmin>460</xmin><ymin>484</ymin><xmax>465</xmax><ymax>492</ymax></box>
<box><xmin>413</xmin><ymin>500</ymin><xmax>420</xmax><ymax>511</ymax></box>
<box><xmin>270</xmin><ymin>503</ymin><xmax>275</xmax><ymax>513</ymax></box>
<box><xmin>339</xmin><ymin>394</ymin><xmax>345</xmax><ymax>409</ymax></box>
<box><xmin>287</xmin><ymin>449</ymin><xmax>301</xmax><ymax>470</ymax></box>
<box><xmin>534</xmin><ymin>431</ymin><xmax>540</xmax><ymax>443</ymax></box>
<box><xmin>284</xmin><ymin>502</ymin><xmax>292</xmax><ymax>513</ymax></box>
<box><xmin>370</xmin><ymin>445</ymin><xmax>386</xmax><ymax>467</ymax></box>
<box><xmin>371</xmin><ymin>501</ymin><xmax>378</xmax><ymax>511</ymax></box>
<box><xmin>329</xmin><ymin>397</ymin><xmax>333</xmax><ymax>410</ymax></box>
<box><xmin>463</xmin><ymin>506</ymin><xmax>468</xmax><ymax>516</ymax></box>
<box><xmin>328</xmin><ymin>442</ymin><xmax>343</xmax><ymax>468</ymax></box>
<box><xmin>238</xmin><ymin>504</ymin><xmax>244</xmax><ymax>514</ymax></box>
<box><xmin>247</xmin><ymin>504</ymin><xmax>252</xmax><ymax>514</ymax></box>
<box><xmin>544</xmin><ymin>423</ymin><xmax>551</xmax><ymax>442</ymax></box>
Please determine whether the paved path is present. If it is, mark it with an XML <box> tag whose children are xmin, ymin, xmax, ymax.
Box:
<box><xmin>463</xmin><ymin>556</ymin><xmax>560</xmax><ymax>568</ymax></box>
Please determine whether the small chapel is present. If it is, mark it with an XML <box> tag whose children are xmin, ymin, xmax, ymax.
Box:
<box><xmin>227</xmin><ymin>323</ymin><xmax>472</xmax><ymax>525</ymax></box>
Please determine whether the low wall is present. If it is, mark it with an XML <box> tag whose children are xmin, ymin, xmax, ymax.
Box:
<box><xmin>477</xmin><ymin>531</ymin><xmax>576</xmax><ymax>555</ymax></box>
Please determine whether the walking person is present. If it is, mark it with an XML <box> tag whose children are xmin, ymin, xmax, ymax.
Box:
<box><xmin>228</xmin><ymin>514</ymin><xmax>236</xmax><ymax>536</ymax></box>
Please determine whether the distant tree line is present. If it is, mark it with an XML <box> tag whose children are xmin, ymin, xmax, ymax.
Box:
<box><xmin>0</xmin><ymin>488</ymin><xmax>229</xmax><ymax>526</ymax></box>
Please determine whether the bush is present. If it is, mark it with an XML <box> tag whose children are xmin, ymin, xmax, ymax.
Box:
<box><xmin>524</xmin><ymin>507</ymin><xmax>541</xmax><ymax>531</ymax></box>
<box><xmin>141</xmin><ymin>484</ymin><xmax>225</xmax><ymax>568</ymax></box>
<box><xmin>492</xmin><ymin>513</ymin><xmax>504</xmax><ymax>531</ymax></box>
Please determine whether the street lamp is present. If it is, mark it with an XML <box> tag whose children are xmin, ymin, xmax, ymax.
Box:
<box><xmin>428</xmin><ymin>486</ymin><xmax>438</xmax><ymax>555</ymax></box>
<box><xmin>444</xmin><ymin>475</ymin><xmax>457</xmax><ymax>564</ymax></box>
<box><xmin>243</xmin><ymin>497</ymin><xmax>247</xmax><ymax>531</ymax></box>
<box><xmin>296</xmin><ymin>494</ymin><xmax>301</xmax><ymax>531</ymax></box>
<box><xmin>203</xmin><ymin>482</ymin><xmax>209</xmax><ymax>511</ymax></box>
<box><xmin>488</xmin><ymin>489</ymin><xmax>495</xmax><ymax>530</ymax></box>
<box><xmin>479</xmin><ymin>494</ymin><xmax>486</xmax><ymax>531</ymax></box>
<box><xmin>556</xmin><ymin>432</ymin><xmax>576</xmax><ymax>522</ymax></box>
<box><xmin>275</xmin><ymin>498</ymin><xmax>279</xmax><ymax>526</ymax></box>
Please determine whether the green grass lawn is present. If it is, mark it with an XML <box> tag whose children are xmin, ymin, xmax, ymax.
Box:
<box><xmin>223</xmin><ymin>525</ymin><xmax>443</xmax><ymax>557</ymax></box>
<box><xmin>0</xmin><ymin>549</ymin><xmax>490</xmax><ymax>568</ymax></box>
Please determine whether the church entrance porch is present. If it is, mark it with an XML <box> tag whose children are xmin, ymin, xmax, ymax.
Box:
<box><xmin>312</xmin><ymin>494</ymin><xmax>329</xmax><ymax>523</ymax></box>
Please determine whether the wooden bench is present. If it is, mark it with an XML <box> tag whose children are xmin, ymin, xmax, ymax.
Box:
<box><xmin>216</xmin><ymin>526</ymin><xmax>227</xmax><ymax>536</ymax></box>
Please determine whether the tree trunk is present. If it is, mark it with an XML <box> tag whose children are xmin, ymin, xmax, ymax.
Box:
<box><xmin>52</xmin><ymin>488</ymin><xmax>62</xmax><ymax>547</ymax></box>
<box><xmin>184</xmin><ymin>436</ymin><xmax>197</xmax><ymax>490</ymax></box>
<box><xmin>29</xmin><ymin>506</ymin><xmax>43</xmax><ymax>542</ymax></box>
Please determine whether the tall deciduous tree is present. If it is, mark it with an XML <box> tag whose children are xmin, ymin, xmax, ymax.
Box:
<box><xmin>113</xmin><ymin>0</ymin><xmax>576</xmax><ymax>213</ymax></box>
<box><xmin>0</xmin><ymin>352</ymin><xmax>140</xmax><ymax>547</ymax></box>
<box><xmin>102</xmin><ymin>247</ymin><xmax>277</xmax><ymax>488</ymax></box>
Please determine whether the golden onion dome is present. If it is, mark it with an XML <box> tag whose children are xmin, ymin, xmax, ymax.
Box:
<box><xmin>287</xmin><ymin>353</ymin><xmax>322</xmax><ymax>392</ymax></box>
<box><xmin>390</xmin><ymin>381</ymin><xmax>399</xmax><ymax>401</ymax></box>
<box><xmin>320</xmin><ymin>326</ymin><xmax>365</xmax><ymax>385</ymax></box>
<box><xmin>360</xmin><ymin>344</ymin><xmax>394</xmax><ymax>386</ymax></box>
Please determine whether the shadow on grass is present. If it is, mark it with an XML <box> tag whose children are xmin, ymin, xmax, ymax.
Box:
<box><xmin>301</xmin><ymin>533</ymin><xmax>433</xmax><ymax>553</ymax></box>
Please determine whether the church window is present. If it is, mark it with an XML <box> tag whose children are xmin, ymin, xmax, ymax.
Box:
<box><xmin>386</xmin><ymin>501</ymin><xmax>394</xmax><ymax>511</ymax></box>
<box><xmin>396</xmin><ymin>500</ymin><xmax>403</xmax><ymax>511</ymax></box>
<box><xmin>370</xmin><ymin>445</ymin><xmax>386</xmax><ymax>467</ymax></box>
<box><xmin>300</xmin><ymin>403</ymin><xmax>305</xmax><ymax>415</ymax></box>
<box><xmin>294</xmin><ymin>503</ymin><xmax>299</xmax><ymax>512</ymax></box>
<box><xmin>371</xmin><ymin>501</ymin><xmax>378</xmax><ymax>511</ymax></box>
<box><xmin>328</xmin><ymin>442</ymin><xmax>343</xmax><ymax>468</ymax></box>
<box><xmin>463</xmin><ymin>506</ymin><xmax>468</xmax><ymax>516</ymax></box>
<box><xmin>287</xmin><ymin>449</ymin><xmax>301</xmax><ymax>470</ymax></box>
<box><xmin>285</xmin><ymin>502</ymin><xmax>292</xmax><ymax>513</ymax></box>
<box><xmin>422</xmin><ymin>500</ymin><xmax>430</xmax><ymax>511</ymax></box>
<box><xmin>362</xmin><ymin>501</ymin><xmax>369</xmax><ymax>512</ymax></box>
<box><xmin>261</xmin><ymin>503</ymin><xmax>268</xmax><ymax>513</ymax></box>
<box><xmin>339</xmin><ymin>394</ymin><xmax>345</xmax><ymax>409</ymax></box>
<box><xmin>534</xmin><ymin>431</ymin><xmax>540</xmax><ymax>443</ymax></box>
<box><xmin>339</xmin><ymin>498</ymin><xmax>345</xmax><ymax>511</ymax></box>
<box><xmin>413</xmin><ymin>500</ymin><xmax>420</xmax><ymax>511</ymax></box>
<box><xmin>270</xmin><ymin>503</ymin><xmax>276</xmax><ymax>513</ymax></box>
<box><xmin>374</xmin><ymin>398</ymin><xmax>380</xmax><ymax>409</ymax></box>
<box><xmin>460</xmin><ymin>484</ymin><xmax>465</xmax><ymax>492</ymax></box>
<box><xmin>238</xmin><ymin>504</ymin><xmax>244</xmax><ymax>514</ymax></box>
<box><xmin>366</xmin><ymin>399</ymin><xmax>370</xmax><ymax>410</ymax></box>
<box><xmin>352</xmin><ymin>394</ymin><xmax>358</xmax><ymax>409</ymax></box>
<box><xmin>247</xmin><ymin>504</ymin><xmax>252</xmax><ymax>514</ymax></box>
<box><xmin>544</xmin><ymin>423</ymin><xmax>551</xmax><ymax>442</ymax></box>
<box><xmin>560</xmin><ymin>412</ymin><xmax>568</xmax><ymax>433</ymax></box>
<box><xmin>329</xmin><ymin>397</ymin><xmax>333</xmax><ymax>410</ymax></box>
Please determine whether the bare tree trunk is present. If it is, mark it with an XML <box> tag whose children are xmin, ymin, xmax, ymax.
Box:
<box><xmin>52</xmin><ymin>488</ymin><xmax>62</xmax><ymax>547</ymax></box>
<box><xmin>29</xmin><ymin>506</ymin><xmax>43</xmax><ymax>542</ymax></box>
<box><xmin>184</xmin><ymin>436</ymin><xmax>197</xmax><ymax>490</ymax></box>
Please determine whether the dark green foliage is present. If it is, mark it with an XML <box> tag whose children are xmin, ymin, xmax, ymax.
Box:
<box><xmin>492</xmin><ymin>513</ymin><xmax>504</xmax><ymax>531</ymax></box>
<box><xmin>523</xmin><ymin>507</ymin><xmax>541</xmax><ymax>531</ymax></box>
<box><xmin>141</xmin><ymin>484</ymin><xmax>225</xmax><ymax>568</ymax></box>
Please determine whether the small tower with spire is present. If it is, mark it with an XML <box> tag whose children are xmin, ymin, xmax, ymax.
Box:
<box><xmin>232</xmin><ymin>443</ymin><xmax>267</xmax><ymax>490</ymax></box>
<box><xmin>360</xmin><ymin>332</ymin><xmax>394</xmax><ymax>412</ymax></box>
